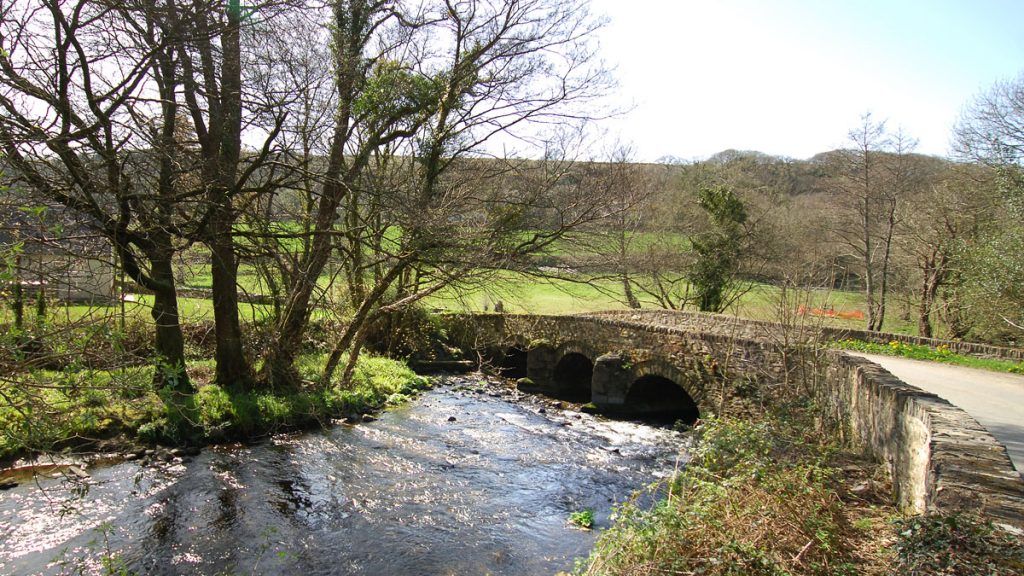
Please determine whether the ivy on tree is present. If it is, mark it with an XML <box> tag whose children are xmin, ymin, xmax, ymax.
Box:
<box><xmin>690</xmin><ymin>185</ymin><xmax>748</xmax><ymax>313</ymax></box>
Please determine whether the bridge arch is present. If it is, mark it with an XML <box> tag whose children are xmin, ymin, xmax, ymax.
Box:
<box><xmin>625</xmin><ymin>360</ymin><xmax>703</xmax><ymax>425</ymax></box>
<box><xmin>494</xmin><ymin>335</ymin><xmax>531</xmax><ymax>379</ymax></box>
<box><xmin>551</xmin><ymin>342</ymin><xmax>597</xmax><ymax>402</ymax></box>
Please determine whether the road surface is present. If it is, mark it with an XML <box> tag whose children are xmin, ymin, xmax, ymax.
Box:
<box><xmin>847</xmin><ymin>353</ymin><xmax>1024</xmax><ymax>475</ymax></box>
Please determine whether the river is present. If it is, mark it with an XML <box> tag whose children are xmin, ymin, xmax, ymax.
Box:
<box><xmin>0</xmin><ymin>375</ymin><xmax>690</xmax><ymax>575</ymax></box>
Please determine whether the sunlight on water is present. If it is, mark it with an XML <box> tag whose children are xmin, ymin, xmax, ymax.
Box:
<box><xmin>0</xmin><ymin>375</ymin><xmax>691</xmax><ymax>575</ymax></box>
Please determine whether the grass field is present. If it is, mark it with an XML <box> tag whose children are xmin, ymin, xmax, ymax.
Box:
<box><xmin>1</xmin><ymin>266</ymin><xmax>929</xmax><ymax>339</ymax></box>
<box><xmin>426</xmin><ymin>272</ymin><xmax>630</xmax><ymax>314</ymax></box>
<box><xmin>425</xmin><ymin>271</ymin><xmax>915</xmax><ymax>333</ymax></box>
<box><xmin>162</xmin><ymin>238</ymin><xmax>918</xmax><ymax>334</ymax></box>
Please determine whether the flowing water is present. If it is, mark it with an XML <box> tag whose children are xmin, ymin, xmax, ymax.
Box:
<box><xmin>0</xmin><ymin>376</ymin><xmax>690</xmax><ymax>575</ymax></box>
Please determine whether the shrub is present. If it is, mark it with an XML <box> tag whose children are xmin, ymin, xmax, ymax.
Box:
<box><xmin>362</xmin><ymin>305</ymin><xmax>446</xmax><ymax>358</ymax></box>
<box><xmin>578</xmin><ymin>417</ymin><xmax>853</xmax><ymax>576</ymax></box>
<box><xmin>256</xmin><ymin>395</ymin><xmax>290</xmax><ymax>428</ymax></box>
<box><xmin>196</xmin><ymin>385</ymin><xmax>235</xmax><ymax>431</ymax></box>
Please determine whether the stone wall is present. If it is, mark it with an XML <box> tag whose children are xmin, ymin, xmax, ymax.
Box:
<box><xmin>19</xmin><ymin>253</ymin><xmax>115</xmax><ymax>303</ymax></box>
<box><xmin>588</xmin><ymin>309</ymin><xmax>1024</xmax><ymax>360</ymax></box>
<box><xmin>817</xmin><ymin>351</ymin><xmax>1024</xmax><ymax>527</ymax></box>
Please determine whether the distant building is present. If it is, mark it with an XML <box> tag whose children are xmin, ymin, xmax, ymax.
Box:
<box><xmin>0</xmin><ymin>202</ymin><xmax>115</xmax><ymax>303</ymax></box>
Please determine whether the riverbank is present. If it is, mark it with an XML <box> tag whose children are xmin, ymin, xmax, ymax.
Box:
<box><xmin>0</xmin><ymin>352</ymin><xmax>431</xmax><ymax>468</ymax></box>
<box><xmin>1</xmin><ymin>375</ymin><xmax>688</xmax><ymax>575</ymax></box>
<box><xmin>573</xmin><ymin>412</ymin><xmax>1024</xmax><ymax>575</ymax></box>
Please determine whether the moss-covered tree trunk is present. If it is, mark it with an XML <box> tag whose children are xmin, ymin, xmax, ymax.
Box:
<box><xmin>148</xmin><ymin>250</ymin><xmax>191</xmax><ymax>393</ymax></box>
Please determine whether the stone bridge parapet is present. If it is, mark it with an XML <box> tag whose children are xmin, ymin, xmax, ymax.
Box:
<box><xmin>587</xmin><ymin>309</ymin><xmax>1024</xmax><ymax>360</ymax></box>
<box><xmin>819</xmin><ymin>351</ymin><xmax>1024</xmax><ymax>528</ymax></box>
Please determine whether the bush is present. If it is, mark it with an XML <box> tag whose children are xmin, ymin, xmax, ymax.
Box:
<box><xmin>196</xmin><ymin>384</ymin><xmax>235</xmax><ymax>431</ymax></box>
<box><xmin>578</xmin><ymin>417</ymin><xmax>853</xmax><ymax>576</ymax></box>
<box><xmin>362</xmin><ymin>306</ymin><xmax>447</xmax><ymax>359</ymax></box>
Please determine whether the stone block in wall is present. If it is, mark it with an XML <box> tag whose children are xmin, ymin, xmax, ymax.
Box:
<box><xmin>592</xmin><ymin>353</ymin><xmax>631</xmax><ymax>406</ymax></box>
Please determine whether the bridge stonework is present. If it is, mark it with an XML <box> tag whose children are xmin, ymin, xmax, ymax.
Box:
<box><xmin>447</xmin><ymin>313</ymin><xmax>788</xmax><ymax>421</ymax></box>
<box><xmin>441</xmin><ymin>312</ymin><xmax>1024</xmax><ymax>529</ymax></box>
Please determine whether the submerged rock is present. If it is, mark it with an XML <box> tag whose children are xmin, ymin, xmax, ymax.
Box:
<box><xmin>68</xmin><ymin>465</ymin><xmax>90</xmax><ymax>479</ymax></box>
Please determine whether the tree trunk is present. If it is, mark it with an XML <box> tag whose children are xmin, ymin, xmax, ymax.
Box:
<box><xmin>149</xmin><ymin>252</ymin><xmax>191</xmax><ymax>393</ymax></box>
<box><xmin>874</xmin><ymin>195</ymin><xmax>898</xmax><ymax>332</ymax></box>
<box><xmin>917</xmin><ymin>252</ymin><xmax>947</xmax><ymax>339</ymax></box>
<box><xmin>209</xmin><ymin>203</ymin><xmax>250</xmax><ymax>387</ymax></box>
<box><xmin>321</xmin><ymin>263</ymin><xmax>406</xmax><ymax>386</ymax></box>
<box><xmin>264</xmin><ymin>196</ymin><xmax>342</xmax><ymax>387</ymax></box>
<box><xmin>622</xmin><ymin>273</ymin><xmax>641</xmax><ymax>309</ymax></box>
<box><xmin>863</xmin><ymin>192</ymin><xmax>877</xmax><ymax>331</ymax></box>
<box><xmin>346</xmin><ymin>191</ymin><xmax>366</xmax><ymax>309</ymax></box>
<box><xmin>262</xmin><ymin>111</ymin><xmax>375</xmax><ymax>387</ymax></box>
<box><xmin>918</xmin><ymin>280</ymin><xmax>935</xmax><ymax>338</ymax></box>
<box><xmin>262</xmin><ymin>9</ymin><xmax>362</xmax><ymax>387</ymax></box>
<box><xmin>12</xmin><ymin>253</ymin><xmax>23</xmax><ymax>330</ymax></box>
<box><xmin>618</xmin><ymin>229</ymin><xmax>640</xmax><ymax>309</ymax></box>
<box><xmin>207</xmin><ymin>5</ymin><xmax>250</xmax><ymax>387</ymax></box>
<box><xmin>339</xmin><ymin>329</ymin><xmax>368</xmax><ymax>389</ymax></box>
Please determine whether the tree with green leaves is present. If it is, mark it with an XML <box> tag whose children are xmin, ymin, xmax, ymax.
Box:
<box><xmin>691</xmin><ymin>185</ymin><xmax>748</xmax><ymax>313</ymax></box>
<box><xmin>954</xmin><ymin>72</ymin><xmax>1024</xmax><ymax>342</ymax></box>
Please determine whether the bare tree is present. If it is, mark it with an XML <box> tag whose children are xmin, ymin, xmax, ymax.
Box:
<box><xmin>955</xmin><ymin>73</ymin><xmax>1024</xmax><ymax>167</ymax></box>
<box><xmin>896</xmin><ymin>160</ymin><xmax>985</xmax><ymax>338</ymax></box>
<box><xmin>551</xmin><ymin>145</ymin><xmax>656</xmax><ymax>309</ymax></box>
<box><xmin>875</xmin><ymin>127</ymin><xmax>918</xmax><ymax>331</ymax></box>
<box><xmin>261</xmin><ymin>0</ymin><xmax>615</xmax><ymax>388</ymax></box>
<box><xmin>0</xmin><ymin>0</ymin><xmax>191</xmax><ymax>390</ymax></box>
<box><xmin>830</xmin><ymin>114</ymin><xmax>913</xmax><ymax>332</ymax></box>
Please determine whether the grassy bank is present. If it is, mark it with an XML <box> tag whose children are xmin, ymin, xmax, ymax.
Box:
<box><xmin>834</xmin><ymin>339</ymin><xmax>1024</xmax><ymax>374</ymax></box>
<box><xmin>574</xmin><ymin>415</ymin><xmax>1024</xmax><ymax>576</ymax></box>
<box><xmin>0</xmin><ymin>353</ymin><xmax>429</xmax><ymax>463</ymax></box>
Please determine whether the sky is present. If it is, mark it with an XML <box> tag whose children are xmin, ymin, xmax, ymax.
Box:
<box><xmin>587</xmin><ymin>0</ymin><xmax>1024</xmax><ymax>161</ymax></box>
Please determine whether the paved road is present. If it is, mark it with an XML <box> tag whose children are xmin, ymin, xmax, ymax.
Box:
<box><xmin>848</xmin><ymin>353</ymin><xmax>1024</xmax><ymax>475</ymax></box>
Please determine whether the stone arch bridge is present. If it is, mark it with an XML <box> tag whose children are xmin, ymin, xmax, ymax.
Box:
<box><xmin>441</xmin><ymin>311</ymin><xmax>1024</xmax><ymax>527</ymax></box>
<box><xmin>443</xmin><ymin>312</ymin><xmax>793</xmax><ymax>424</ymax></box>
